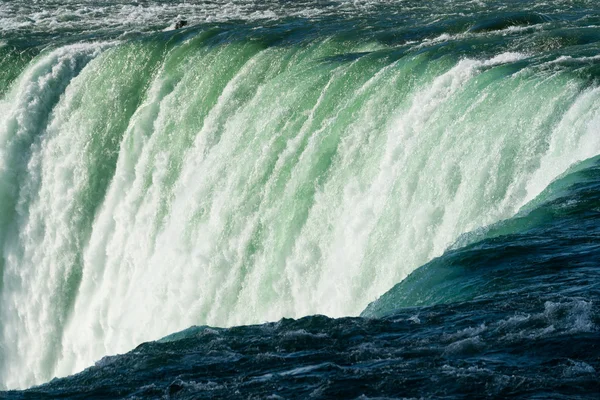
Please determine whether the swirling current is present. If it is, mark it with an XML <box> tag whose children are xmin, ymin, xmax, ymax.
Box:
<box><xmin>0</xmin><ymin>1</ymin><xmax>599</xmax><ymax>398</ymax></box>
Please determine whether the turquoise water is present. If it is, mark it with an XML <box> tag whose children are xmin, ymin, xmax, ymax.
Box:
<box><xmin>0</xmin><ymin>1</ymin><xmax>599</xmax><ymax>396</ymax></box>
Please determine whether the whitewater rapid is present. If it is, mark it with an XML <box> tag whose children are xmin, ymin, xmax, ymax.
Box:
<box><xmin>2</xmin><ymin>10</ymin><xmax>600</xmax><ymax>389</ymax></box>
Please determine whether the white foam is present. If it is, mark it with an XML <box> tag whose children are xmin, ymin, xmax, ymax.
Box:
<box><xmin>0</xmin><ymin>42</ymin><xmax>113</xmax><ymax>390</ymax></box>
<box><xmin>483</xmin><ymin>51</ymin><xmax>528</xmax><ymax>66</ymax></box>
<box><xmin>546</xmin><ymin>54</ymin><xmax>600</xmax><ymax>65</ymax></box>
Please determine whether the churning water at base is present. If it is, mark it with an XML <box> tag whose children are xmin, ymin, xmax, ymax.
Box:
<box><xmin>0</xmin><ymin>0</ymin><xmax>599</xmax><ymax>397</ymax></box>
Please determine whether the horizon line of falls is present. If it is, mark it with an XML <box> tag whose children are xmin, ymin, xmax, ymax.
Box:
<box><xmin>2</xmin><ymin>28</ymin><xmax>600</xmax><ymax>390</ymax></box>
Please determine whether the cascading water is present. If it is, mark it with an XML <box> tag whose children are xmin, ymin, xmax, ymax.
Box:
<box><xmin>1</xmin><ymin>0</ymin><xmax>599</xmax><ymax>395</ymax></box>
